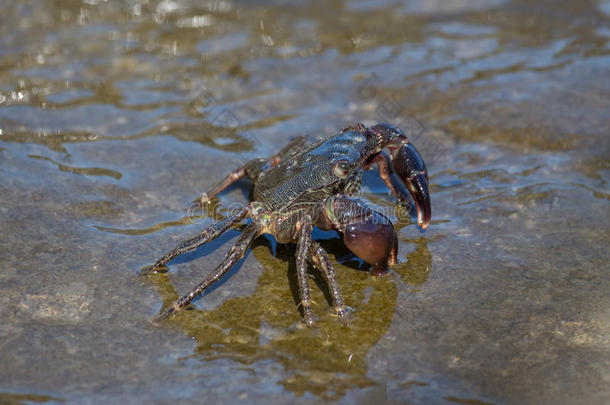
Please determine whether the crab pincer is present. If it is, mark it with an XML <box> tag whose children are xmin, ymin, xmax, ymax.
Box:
<box><xmin>367</xmin><ymin>123</ymin><xmax>431</xmax><ymax>230</ymax></box>
<box><xmin>391</xmin><ymin>142</ymin><xmax>431</xmax><ymax>230</ymax></box>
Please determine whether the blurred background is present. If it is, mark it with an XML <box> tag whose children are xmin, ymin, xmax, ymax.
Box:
<box><xmin>0</xmin><ymin>0</ymin><xmax>608</xmax><ymax>403</ymax></box>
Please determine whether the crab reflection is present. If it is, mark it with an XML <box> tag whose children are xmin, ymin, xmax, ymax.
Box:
<box><xmin>147</xmin><ymin>230</ymin><xmax>431</xmax><ymax>400</ymax></box>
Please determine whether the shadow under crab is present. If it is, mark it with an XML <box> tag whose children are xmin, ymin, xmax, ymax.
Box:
<box><xmin>144</xmin><ymin>233</ymin><xmax>432</xmax><ymax>400</ymax></box>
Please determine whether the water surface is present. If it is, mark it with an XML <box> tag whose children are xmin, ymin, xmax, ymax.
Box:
<box><xmin>1</xmin><ymin>0</ymin><xmax>609</xmax><ymax>403</ymax></box>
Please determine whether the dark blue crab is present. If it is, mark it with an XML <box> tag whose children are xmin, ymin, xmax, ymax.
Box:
<box><xmin>143</xmin><ymin>123</ymin><xmax>431</xmax><ymax>326</ymax></box>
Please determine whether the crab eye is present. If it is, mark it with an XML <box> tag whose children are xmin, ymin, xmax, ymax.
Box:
<box><xmin>332</xmin><ymin>161</ymin><xmax>350</xmax><ymax>178</ymax></box>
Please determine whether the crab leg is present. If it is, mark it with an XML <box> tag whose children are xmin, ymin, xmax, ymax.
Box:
<box><xmin>296</xmin><ymin>216</ymin><xmax>315</xmax><ymax>326</ymax></box>
<box><xmin>153</xmin><ymin>221</ymin><xmax>260</xmax><ymax>322</ymax></box>
<box><xmin>140</xmin><ymin>208</ymin><xmax>248</xmax><ymax>274</ymax></box>
<box><xmin>142</xmin><ymin>207</ymin><xmax>249</xmax><ymax>274</ymax></box>
<box><xmin>308</xmin><ymin>241</ymin><xmax>349</xmax><ymax>326</ymax></box>
<box><xmin>198</xmin><ymin>165</ymin><xmax>248</xmax><ymax>205</ymax></box>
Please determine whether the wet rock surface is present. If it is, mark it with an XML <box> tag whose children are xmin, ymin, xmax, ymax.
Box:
<box><xmin>0</xmin><ymin>0</ymin><xmax>609</xmax><ymax>403</ymax></box>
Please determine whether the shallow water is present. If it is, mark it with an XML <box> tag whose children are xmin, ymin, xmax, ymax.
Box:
<box><xmin>1</xmin><ymin>0</ymin><xmax>609</xmax><ymax>403</ymax></box>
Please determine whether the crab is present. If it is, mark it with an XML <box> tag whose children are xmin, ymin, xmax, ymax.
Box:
<box><xmin>142</xmin><ymin>123</ymin><xmax>431</xmax><ymax>326</ymax></box>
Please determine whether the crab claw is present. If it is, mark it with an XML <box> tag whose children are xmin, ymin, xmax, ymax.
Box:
<box><xmin>343</xmin><ymin>210</ymin><xmax>398</xmax><ymax>275</ymax></box>
<box><xmin>392</xmin><ymin>143</ymin><xmax>431</xmax><ymax>230</ymax></box>
<box><xmin>317</xmin><ymin>196</ymin><xmax>398</xmax><ymax>274</ymax></box>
